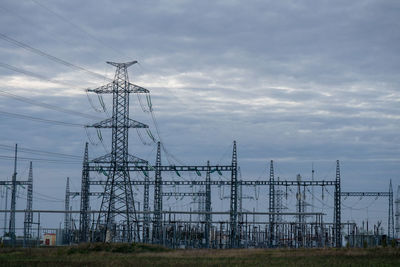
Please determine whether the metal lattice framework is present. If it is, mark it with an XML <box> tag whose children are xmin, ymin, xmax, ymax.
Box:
<box><xmin>76</xmin><ymin>61</ymin><xmax>349</xmax><ymax>248</ymax></box>
<box><xmin>9</xmin><ymin>144</ymin><xmax>18</xmax><ymax>245</ymax></box>
<box><xmin>23</xmin><ymin>162</ymin><xmax>33</xmax><ymax>244</ymax></box>
<box><xmin>268</xmin><ymin>160</ymin><xmax>275</xmax><ymax>247</ymax></box>
<box><xmin>229</xmin><ymin>141</ymin><xmax>238</xmax><ymax>248</ymax></box>
<box><xmin>389</xmin><ymin>180</ymin><xmax>394</xmax><ymax>240</ymax></box>
<box><xmin>143</xmin><ymin>159</ymin><xmax>150</xmax><ymax>243</ymax></box>
<box><xmin>340</xmin><ymin>180</ymin><xmax>394</xmax><ymax>239</ymax></box>
<box><xmin>64</xmin><ymin>177</ymin><xmax>71</xmax><ymax>243</ymax></box>
<box><xmin>153</xmin><ymin>142</ymin><xmax>162</xmax><ymax>243</ymax></box>
<box><xmin>86</xmin><ymin>61</ymin><xmax>149</xmax><ymax>242</ymax></box>
<box><xmin>87</xmin><ymin>179</ymin><xmax>336</xmax><ymax>186</ymax></box>
<box><xmin>0</xmin><ymin>145</ymin><xmax>32</xmax><ymax>246</ymax></box>
<box><xmin>396</xmin><ymin>185</ymin><xmax>400</xmax><ymax>239</ymax></box>
<box><xmin>205</xmin><ymin>161</ymin><xmax>211</xmax><ymax>248</ymax></box>
<box><xmin>79</xmin><ymin>143</ymin><xmax>90</xmax><ymax>242</ymax></box>
<box><xmin>334</xmin><ymin>160</ymin><xmax>341</xmax><ymax>247</ymax></box>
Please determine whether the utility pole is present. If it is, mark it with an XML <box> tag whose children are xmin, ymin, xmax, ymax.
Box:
<box><xmin>86</xmin><ymin>61</ymin><xmax>149</xmax><ymax>242</ymax></box>
<box><xmin>9</xmin><ymin>144</ymin><xmax>17</xmax><ymax>246</ymax></box>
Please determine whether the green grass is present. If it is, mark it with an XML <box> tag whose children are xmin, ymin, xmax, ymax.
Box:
<box><xmin>0</xmin><ymin>244</ymin><xmax>399</xmax><ymax>266</ymax></box>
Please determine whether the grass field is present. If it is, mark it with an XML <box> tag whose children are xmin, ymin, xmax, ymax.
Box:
<box><xmin>0</xmin><ymin>243</ymin><xmax>399</xmax><ymax>266</ymax></box>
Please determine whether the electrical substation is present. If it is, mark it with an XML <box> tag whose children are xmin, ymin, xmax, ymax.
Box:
<box><xmin>0</xmin><ymin>61</ymin><xmax>398</xmax><ymax>249</ymax></box>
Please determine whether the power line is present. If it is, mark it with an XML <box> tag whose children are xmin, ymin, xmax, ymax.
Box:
<box><xmin>0</xmin><ymin>144</ymin><xmax>81</xmax><ymax>159</ymax></box>
<box><xmin>0</xmin><ymin>33</ymin><xmax>111</xmax><ymax>81</ymax></box>
<box><xmin>0</xmin><ymin>109</ymin><xmax>85</xmax><ymax>127</ymax></box>
<box><xmin>0</xmin><ymin>61</ymin><xmax>107</xmax><ymax>120</ymax></box>
<box><xmin>0</xmin><ymin>155</ymin><xmax>80</xmax><ymax>164</ymax></box>
<box><xmin>0</xmin><ymin>61</ymin><xmax>63</xmax><ymax>85</ymax></box>
<box><xmin>0</xmin><ymin>88</ymin><xmax>102</xmax><ymax>120</ymax></box>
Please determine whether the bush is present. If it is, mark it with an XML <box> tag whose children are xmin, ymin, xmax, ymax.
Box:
<box><xmin>382</xmin><ymin>238</ymin><xmax>387</xmax><ymax>248</ymax></box>
<box><xmin>65</xmin><ymin>242</ymin><xmax>169</xmax><ymax>254</ymax></box>
<box><xmin>363</xmin><ymin>240</ymin><xmax>368</xmax><ymax>249</ymax></box>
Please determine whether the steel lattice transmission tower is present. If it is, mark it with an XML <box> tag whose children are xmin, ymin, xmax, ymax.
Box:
<box><xmin>388</xmin><ymin>179</ymin><xmax>394</xmax><ymax>239</ymax></box>
<box><xmin>395</xmin><ymin>185</ymin><xmax>400</xmax><ymax>238</ymax></box>
<box><xmin>142</xmin><ymin>157</ymin><xmax>150</xmax><ymax>243</ymax></box>
<box><xmin>334</xmin><ymin>160</ymin><xmax>341</xmax><ymax>247</ymax></box>
<box><xmin>153</xmin><ymin>142</ymin><xmax>162</xmax><ymax>243</ymax></box>
<box><xmin>86</xmin><ymin>61</ymin><xmax>149</xmax><ymax>242</ymax></box>
<box><xmin>64</xmin><ymin>177</ymin><xmax>71</xmax><ymax>243</ymax></box>
<box><xmin>229</xmin><ymin>141</ymin><xmax>238</xmax><ymax>248</ymax></box>
<box><xmin>9</xmin><ymin>144</ymin><xmax>18</xmax><ymax>246</ymax></box>
<box><xmin>79</xmin><ymin>142</ymin><xmax>90</xmax><ymax>242</ymax></box>
<box><xmin>268</xmin><ymin>160</ymin><xmax>275</xmax><ymax>247</ymax></box>
<box><xmin>205</xmin><ymin>161</ymin><xmax>211</xmax><ymax>248</ymax></box>
<box><xmin>23</xmin><ymin>162</ymin><xmax>33</xmax><ymax>242</ymax></box>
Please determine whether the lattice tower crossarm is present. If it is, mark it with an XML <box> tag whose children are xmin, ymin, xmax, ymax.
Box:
<box><xmin>86</xmin><ymin>61</ymin><xmax>148</xmax><ymax>242</ymax></box>
<box><xmin>88</xmin><ymin>179</ymin><xmax>337</xmax><ymax>186</ymax></box>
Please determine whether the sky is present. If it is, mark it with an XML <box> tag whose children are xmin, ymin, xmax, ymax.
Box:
<box><xmin>0</xmin><ymin>0</ymin><xmax>399</xmax><ymax>236</ymax></box>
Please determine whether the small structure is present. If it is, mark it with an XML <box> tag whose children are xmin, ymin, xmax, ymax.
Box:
<box><xmin>43</xmin><ymin>233</ymin><xmax>56</xmax><ymax>246</ymax></box>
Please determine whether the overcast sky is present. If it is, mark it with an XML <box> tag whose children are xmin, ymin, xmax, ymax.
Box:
<box><xmin>0</xmin><ymin>0</ymin><xmax>399</xmax><ymax>233</ymax></box>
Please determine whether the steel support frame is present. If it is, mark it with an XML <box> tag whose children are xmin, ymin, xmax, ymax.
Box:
<box><xmin>153</xmin><ymin>142</ymin><xmax>162</xmax><ymax>243</ymax></box>
<box><xmin>23</xmin><ymin>161</ymin><xmax>33</xmax><ymax>247</ymax></box>
<box><xmin>205</xmin><ymin>161</ymin><xmax>211</xmax><ymax>248</ymax></box>
<box><xmin>341</xmin><ymin>187</ymin><xmax>394</xmax><ymax>239</ymax></box>
<box><xmin>9</xmin><ymin>144</ymin><xmax>18</xmax><ymax>246</ymax></box>
<box><xmin>268</xmin><ymin>160</ymin><xmax>275</xmax><ymax>247</ymax></box>
<box><xmin>334</xmin><ymin>160</ymin><xmax>341</xmax><ymax>248</ymax></box>
<box><xmin>88</xmin><ymin>179</ymin><xmax>336</xmax><ymax>186</ymax></box>
<box><xmin>79</xmin><ymin>143</ymin><xmax>90</xmax><ymax>242</ymax></box>
<box><xmin>64</xmin><ymin>177</ymin><xmax>71</xmax><ymax>243</ymax></box>
<box><xmin>229</xmin><ymin>141</ymin><xmax>238</xmax><ymax>248</ymax></box>
<box><xmin>86</xmin><ymin>61</ymin><xmax>148</xmax><ymax>243</ymax></box>
<box><xmin>143</xmin><ymin>164</ymin><xmax>150</xmax><ymax>243</ymax></box>
<box><xmin>389</xmin><ymin>180</ymin><xmax>394</xmax><ymax>239</ymax></box>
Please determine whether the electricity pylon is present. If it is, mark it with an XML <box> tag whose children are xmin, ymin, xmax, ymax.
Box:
<box><xmin>86</xmin><ymin>61</ymin><xmax>149</xmax><ymax>242</ymax></box>
<box><xmin>23</xmin><ymin>161</ymin><xmax>33</xmax><ymax>247</ymax></box>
